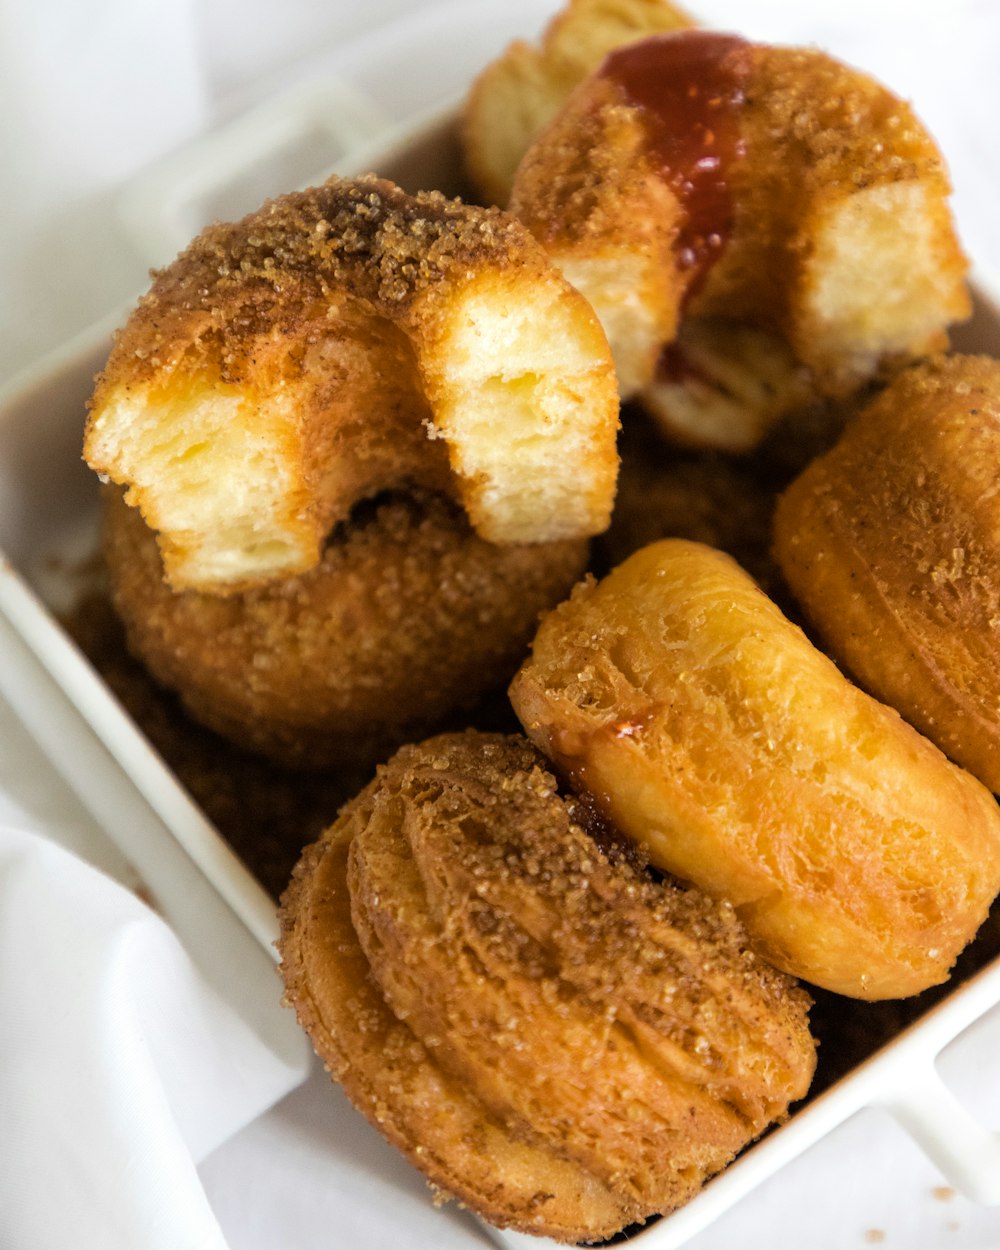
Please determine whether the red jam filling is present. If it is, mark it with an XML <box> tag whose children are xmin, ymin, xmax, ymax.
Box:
<box><xmin>600</xmin><ymin>31</ymin><xmax>752</xmax><ymax>300</ymax></box>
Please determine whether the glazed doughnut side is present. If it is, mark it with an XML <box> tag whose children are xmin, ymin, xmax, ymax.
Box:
<box><xmin>278</xmin><ymin>732</ymin><xmax>815</xmax><ymax>1242</ymax></box>
<box><xmin>508</xmin><ymin>34</ymin><xmax>969</xmax><ymax>449</ymax></box>
<box><xmin>774</xmin><ymin>355</ymin><xmax>1000</xmax><ymax>794</ymax></box>
<box><xmin>85</xmin><ymin>176</ymin><xmax>619</xmax><ymax>594</ymax></box>
<box><xmin>101</xmin><ymin>485</ymin><xmax>587</xmax><ymax>771</ymax></box>
<box><xmin>509</xmin><ymin>540</ymin><xmax>1000</xmax><ymax>1000</ymax></box>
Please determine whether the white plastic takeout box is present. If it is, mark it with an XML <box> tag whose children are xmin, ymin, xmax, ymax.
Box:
<box><xmin>2</xmin><ymin>94</ymin><xmax>1000</xmax><ymax>1250</ymax></box>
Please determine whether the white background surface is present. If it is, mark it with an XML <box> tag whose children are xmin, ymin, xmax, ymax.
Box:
<box><xmin>3</xmin><ymin>2</ymin><xmax>1000</xmax><ymax>1249</ymax></box>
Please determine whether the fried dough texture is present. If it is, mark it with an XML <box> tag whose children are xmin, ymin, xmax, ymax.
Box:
<box><xmin>462</xmin><ymin>0</ymin><xmax>694</xmax><ymax>206</ymax></box>
<box><xmin>509</xmin><ymin>540</ymin><xmax>1000</xmax><ymax>1000</ymax></box>
<box><xmin>774</xmin><ymin>354</ymin><xmax>1000</xmax><ymax>795</ymax></box>
<box><xmin>277</xmin><ymin>731</ymin><xmax>815</xmax><ymax>1242</ymax></box>
<box><xmin>85</xmin><ymin>175</ymin><xmax>618</xmax><ymax>594</ymax></box>
<box><xmin>508</xmin><ymin>32</ymin><xmax>969</xmax><ymax>450</ymax></box>
<box><xmin>101</xmin><ymin>485</ymin><xmax>586</xmax><ymax>771</ymax></box>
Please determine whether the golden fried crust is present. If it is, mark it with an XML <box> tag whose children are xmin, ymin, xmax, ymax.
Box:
<box><xmin>509</xmin><ymin>540</ymin><xmax>1000</xmax><ymax>999</ymax></box>
<box><xmin>774</xmin><ymin>354</ymin><xmax>1000</xmax><ymax>794</ymax></box>
<box><xmin>277</xmin><ymin>731</ymin><xmax>814</xmax><ymax>1242</ymax></box>
<box><xmin>462</xmin><ymin>0</ymin><xmax>694</xmax><ymax>206</ymax></box>
<box><xmin>101</xmin><ymin>485</ymin><xmax>587</xmax><ymax>771</ymax></box>
<box><xmin>509</xmin><ymin>35</ymin><xmax>969</xmax><ymax>447</ymax></box>
<box><xmin>85</xmin><ymin>175</ymin><xmax>618</xmax><ymax>593</ymax></box>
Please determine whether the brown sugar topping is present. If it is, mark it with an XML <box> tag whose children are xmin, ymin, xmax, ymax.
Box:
<box><xmin>170</xmin><ymin>176</ymin><xmax>525</xmax><ymax>307</ymax></box>
<box><xmin>112</xmin><ymin>175</ymin><xmax>534</xmax><ymax>387</ymax></box>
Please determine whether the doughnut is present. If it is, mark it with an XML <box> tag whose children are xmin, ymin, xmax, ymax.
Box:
<box><xmin>508</xmin><ymin>31</ymin><xmax>970</xmax><ymax>450</ymax></box>
<box><xmin>84</xmin><ymin>175</ymin><xmax>619</xmax><ymax>595</ymax></box>
<box><xmin>277</xmin><ymin>730</ymin><xmax>816</xmax><ymax>1242</ymax></box>
<box><xmin>774</xmin><ymin>354</ymin><xmax>1000</xmax><ymax>795</ymax></box>
<box><xmin>509</xmin><ymin>539</ymin><xmax>1000</xmax><ymax>1000</ymax></box>
<box><xmin>100</xmin><ymin>484</ymin><xmax>587</xmax><ymax>771</ymax></box>
<box><xmin>462</xmin><ymin>0</ymin><xmax>694</xmax><ymax>206</ymax></box>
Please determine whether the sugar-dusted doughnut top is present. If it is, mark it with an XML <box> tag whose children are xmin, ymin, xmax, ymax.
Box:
<box><xmin>85</xmin><ymin>175</ymin><xmax>619</xmax><ymax>593</ymax></box>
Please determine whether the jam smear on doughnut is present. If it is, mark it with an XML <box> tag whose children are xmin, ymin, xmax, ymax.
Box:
<box><xmin>601</xmin><ymin>30</ymin><xmax>751</xmax><ymax>300</ymax></box>
<box><xmin>657</xmin><ymin>339</ymin><xmax>714</xmax><ymax>387</ymax></box>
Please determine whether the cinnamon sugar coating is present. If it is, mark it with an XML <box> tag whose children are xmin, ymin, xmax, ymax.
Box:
<box><xmin>508</xmin><ymin>33</ymin><xmax>969</xmax><ymax>450</ymax></box>
<box><xmin>278</xmin><ymin>731</ymin><xmax>815</xmax><ymax>1242</ymax></box>
<box><xmin>775</xmin><ymin>353</ymin><xmax>1000</xmax><ymax>794</ymax></box>
<box><xmin>101</xmin><ymin>484</ymin><xmax>586</xmax><ymax>772</ymax></box>
<box><xmin>85</xmin><ymin>175</ymin><xmax>618</xmax><ymax>593</ymax></box>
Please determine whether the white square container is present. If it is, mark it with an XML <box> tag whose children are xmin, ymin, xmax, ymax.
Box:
<box><xmin>2</xmin><ymin>99</ymin><xmax>999</xmax><ymax>1250</ymax></box>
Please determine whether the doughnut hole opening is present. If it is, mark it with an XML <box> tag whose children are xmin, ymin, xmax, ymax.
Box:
<box><xmin>86</xmin><ymin>379</ymin><xmax>313</xmax><ymax>591</ymax></box>
<box><xmin>425</xmin><ymin>273</ymin><xmax>620</xmax><ymax>544</ymax></box>
<box><xmin>795</xmin><ymin>180</ymin><xmax>971</xmax><ymax>392</ymax></box>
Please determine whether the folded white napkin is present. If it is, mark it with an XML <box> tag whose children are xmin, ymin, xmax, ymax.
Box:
<box><xmin>0</xmin><ymin>820</ymin><xmax>308</xmax><ymax>1250</ymax></box>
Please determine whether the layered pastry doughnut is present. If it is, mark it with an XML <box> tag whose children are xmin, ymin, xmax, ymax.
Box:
<box><xmin>84</xmin><ymin>175</ymin><xmax>618</xmax><ymax>595</ymax></box>
<box><xmin>278</xmin><ymin>731</ymin><xmax>816</xmax><ymax>1243</ymax></box>
<box><xmin>774</xmin><ymin>354</ymin><xmax>1000</xmax><ymax>795</ymax></box>
<box><xmin>508</xmin><ymin>32</ymin><xmax>970</xmax><ymax>450</ymax></box>
<box><xmin>101</xmin><ymin>485</ymin><xmax>587</xmax><ymax>771</ymax></box>
<box><xmin>509</xmin><ymin>540</ymin><xmax>1000</xmax><ymax>1000</ymax></box>
<box><xmin>463</xmin><ymin>0</ymin><xmax>694</xmax><ymax>206</ymax></box>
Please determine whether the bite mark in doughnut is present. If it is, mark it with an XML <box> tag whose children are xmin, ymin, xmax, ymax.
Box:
<box><xmin>100</xmin><ymin>484</ymin><xmax>587</xmax><ymax>772</ymax></box>
<box><xmin>508</xmin><ymin>31</ymin><xmax>970</xmax><ymax>450</ymax></box>
<box><xmin>774</xmin><ymin>354</ymin><xmax>1000</xmax><ymax>795</ymax></box>
<box><xmin>509</xmin><ymin>539</ymin><xmax>1000</xmax><ymax>1000</ymax></box>
<box><xmin>84</xmin><ymin>175</ymin><xmax>619</xmax><ymax>594</ymax></box>
<box><xmin>278</xmin><ymin>731</ymin><xmax>815</xmax><ymax>1242</ymax></box>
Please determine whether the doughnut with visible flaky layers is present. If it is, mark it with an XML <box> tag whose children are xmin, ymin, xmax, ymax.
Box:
<box><xmin>277</xmin><ymin>730</ymin><xmax>815</xmax><ymax>1243</ymax></box>
<box><xmin>774</xmin><ymin>354</ymin><xmax>1000</xmax><ymax>795</ymax></box>
<box><xmin>462</xmin><ymin>0</ymin><xmax>694</xmax><ymax>207</ymax></box>
<box><xmin>508</xmin><ymin>32</ymin><xmax>969</xmax><ymax>451</ymax></box>
<box><xmin>509</xmin><ymin>540</ymin><xmax>1000</xmax><ymax>1000</ymax></box>
<box><xmin>100</xmin><ymin>484</ymin><xmax>587</xmax><ymax>772</ymax></box>
<box><xmin>84</xmin><ymin>175</ymin><xmax>619</xmax><ymax>594</ymax></box>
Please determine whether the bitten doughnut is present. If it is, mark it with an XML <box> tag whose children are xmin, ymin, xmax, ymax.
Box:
<box><xmin>278</xmin><ymin>731</ymin><xmax>815</xmax><ymax>1243</ymax></box>
<box><xmin>509</xmin><ymin>540</ymin><xmax>1000</xmax><ymax>999</ymax></box>
<box><xmin>101</xmin><ymin>485</ymin><xmax>587</xmax><ymax>771</ymax></box>
<box><xmin>774</xmin><ymin>354</ymin><xmax>1000</xmax><ymax>795</ymax></box>
<box><xmin>463</xmin><ymin>0</ymin><xmax>694</xmax><ymax>206</ymax></box>
<box><xmin>508</xmin><ymin>32</ymin><xmax>969</xmax><ymax>450</ymax></box>
<box><xmin>84</xmin><ymin>175</ymin><xmax>619</xmax><ymax>595</ymax></box>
